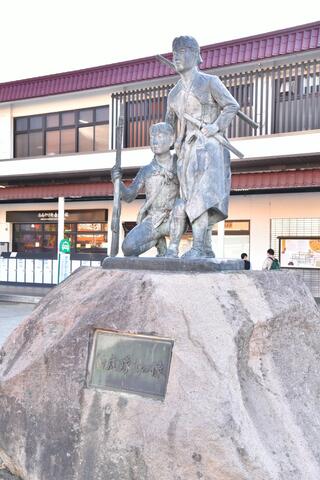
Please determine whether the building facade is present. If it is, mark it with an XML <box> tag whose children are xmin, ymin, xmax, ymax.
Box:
<box><xmin>0</xmin><ymin>22</ymin><xmax>320</xmax><ymax>296</ymax></box>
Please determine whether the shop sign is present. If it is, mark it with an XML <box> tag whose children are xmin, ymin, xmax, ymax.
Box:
<box><xmin>37</xmin><ymin>212</ymin><xmax>69</xmax><ymax>221</ymax></box>
<box><xmin>59</xmin><ymin>239</ymin><xmax>71</xmax><ymax>254</ymax></box>
<box><xmin>279</xmin><ymin>237</ymin><xmax>320</xmax><ymax>269</ymax></box>
<box><xmin>6</xmin><ymin>209</ymin><xmax>108</xmax><ymax>223</ymax></box>
<box><xmin>58</xmin><ymin>238</ymin><xmax>71</xmax><ymax>282</ymax></box>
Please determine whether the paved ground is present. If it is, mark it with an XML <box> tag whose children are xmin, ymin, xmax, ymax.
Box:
<box><xmin>0</xmin><ymin>302</ymin><xmax>35</xmax><ymax>348</ymax></box>
<box><xmin>0</xmin><ymin>302</ymin><xmax>31</xmax><ymax>479</ymax></box>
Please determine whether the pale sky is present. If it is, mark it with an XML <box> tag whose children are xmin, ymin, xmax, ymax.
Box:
<box><xmin>0</xmin><ymin>0</ymin><xmax>319</xmax><ymax>83</ymax></box>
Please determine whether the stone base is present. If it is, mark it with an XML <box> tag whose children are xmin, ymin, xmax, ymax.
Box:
<box><xmin>1</xmin><ymin>267</ymin><xmax>320</xmax><ymax>480</ymax></box>
<box><xmin>103</xmin><ymin>255</ymin><xmax>244</xmax><ymax>272</ymax></box>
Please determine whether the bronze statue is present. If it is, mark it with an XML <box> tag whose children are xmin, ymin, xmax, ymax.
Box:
<box><xmin>111</xmin><ymin>122</ymin><xmax>185</xmax><ymax>257</ymax></box>
<box><xmin>165</xmin><ymin>36</ymin><xmax>241</xmax><ymax>258</ymax></box>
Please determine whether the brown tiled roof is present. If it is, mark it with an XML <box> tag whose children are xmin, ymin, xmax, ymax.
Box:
<box><xmin>0</xmin><ymin>169</ymin><xmax>319</xmax><ymax>200</ymax></box>
<box><xmin>232</xmin><ymin>169</ymin><xmax>320</xmax><ymax>191</ymax></box>
<box><xmin>0</xmin><ymin>22</ymin><xmax>320</xmax><ymax>104</ymax></box>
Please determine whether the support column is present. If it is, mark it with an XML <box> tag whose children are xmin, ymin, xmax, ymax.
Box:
<box><xmin>217</xmin><ymin>220</ymin><xmax>225</xmax><ymax>258</ymax></box>
<box><xmin>57</xmin><ymin>197</ymin><xmax>65</xmax><ymax>256</ymax></box>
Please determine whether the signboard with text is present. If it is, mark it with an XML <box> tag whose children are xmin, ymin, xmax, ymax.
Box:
<box><xmin>279</xmin><ymin>237</ymin><xmax>320</xmax><ymax>269</ymax></box>
<box><xmin>87</xmin><ymin>330</ymin><xmax>174</xmax><ymax>399</ymax></box>
<box><xmin>58</xmin><ymin>238</ymin><xmax>71</xmax><ymax>282</ymax></box>
<box><xmin>6</xmin><ymin>209</ymin><xmax>108</xmax><ymax>223</ymax></box>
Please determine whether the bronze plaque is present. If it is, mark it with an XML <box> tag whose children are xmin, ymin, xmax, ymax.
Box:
<box><xmin>87</xmin><ymin>330</ymin><xmax>173</xmax><ymax>399</ymax></box>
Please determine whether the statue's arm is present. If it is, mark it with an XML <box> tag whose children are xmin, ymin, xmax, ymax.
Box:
<box><xmin>165</xmin><ymin>98</ymin><xmax>177</xmax><ymax>134</ymax></box>
<box><xmin>120</xmin><ymin>168</ymin><xmax>146</xmax><ymax>203</ymax></box>
<box><xmin>210</xmin><ymin>76</ymin><xmax>240</xmax><ymax>132</ymax></box>
<box><xmin>166</xmin><ymin>96</ymin><xmax>184</xmax><ymax>154</ymax></box>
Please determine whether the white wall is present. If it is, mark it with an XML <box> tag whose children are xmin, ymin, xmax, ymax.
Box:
<box><xmin>229</xmin><ymin>192</ymin><xmax>320</xmax><ymax>270</ymax></box>
<box><xmin>0</xmin><ymin>105</ymin><xmax>12</xmax><ymax>159</ymax></box>
<box><xmin>234</xmin><ymin>129</ymin><xmax>320</xmax><ymax>161</ymax></box>
<box><xmin>1</xmin><ymin>192</ymin><xmax>319</xmax><ymax>266</ymax></box>
<box><xmin>10</xmin><ymin>89</ymin><xmax>111</xmax><ymax>117</ymax></box>
<box><xmin>0</xmin><ymin>148</ymin><xmax>151</xmax><ymax>176</ymax></box>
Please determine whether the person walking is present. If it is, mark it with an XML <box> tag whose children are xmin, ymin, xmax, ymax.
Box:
<box><xmin>241</xmin><ymin>252</ymin><xmax>251</xmax><ymax>270</ymax></box>
<box><xmin>262</xmin><ymin>248</ymin><xmax>280</xmax><ymax>270</ymax></box>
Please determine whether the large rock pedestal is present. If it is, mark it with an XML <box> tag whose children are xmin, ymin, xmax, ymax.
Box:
<box><xmin>1</xmin><ymin>267</ymin><xmax>320</xmax><ymax>480</ymax></box>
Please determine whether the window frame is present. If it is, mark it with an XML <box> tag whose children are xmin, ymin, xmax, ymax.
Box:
<box><xmin>14</xmin><ymin>105</ymin><xmax>109</xmax><ymax>158</ymax></box>
<box><xmin>12</xmin><ymin>221</ymin><xmax>108</xmax><ymax>253</ymax></box>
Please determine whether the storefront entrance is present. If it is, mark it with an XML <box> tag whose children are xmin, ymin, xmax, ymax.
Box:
<box><xmin>6</xmin><ymin>209</ymin><xmax>108</xmax><ymax>255</ymax></box>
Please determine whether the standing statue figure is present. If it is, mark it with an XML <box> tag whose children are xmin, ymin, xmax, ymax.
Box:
<box><xmin>165</xmin><ymin>36</ymin><xmax>240</xmax><ymax>258</ymax></box>
<box><xmin>111</xmin><ymin>122</ymin><xmax>185</xmax><ymax>257</ymax></box>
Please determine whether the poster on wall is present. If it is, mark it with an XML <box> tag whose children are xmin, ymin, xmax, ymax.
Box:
<box><xmin>279</xmin><ymin>237</ymin><xmax>320</xmax><ymax>269</ymax></box>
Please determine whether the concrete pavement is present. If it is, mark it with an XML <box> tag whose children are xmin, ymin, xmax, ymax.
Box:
<box><xmin>0</xmin><ymin>285</ymin><xmax>52</xmax><ymax>304</ymax></box>
<box><xmin>0</xmin><ymin>302</ymin><xmax>35</xmax><ymax>348</ymax></box>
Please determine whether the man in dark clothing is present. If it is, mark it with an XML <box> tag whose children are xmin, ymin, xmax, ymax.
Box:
<box><xmin>241</xmin><ymin>252</ymin><xmax>251</xmax><ymax>270</ymax></box>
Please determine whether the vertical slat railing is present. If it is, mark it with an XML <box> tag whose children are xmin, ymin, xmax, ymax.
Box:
<box><xmin>111</xmin><ymin>59</ymin><xmax>320</xmax><ymax>145</ymax></box>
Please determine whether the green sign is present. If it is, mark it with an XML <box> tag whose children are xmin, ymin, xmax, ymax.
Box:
<box><xmin>59</xmin><ymin>238</ymin><xmax>71</xmax><ymax>254</ymax></box>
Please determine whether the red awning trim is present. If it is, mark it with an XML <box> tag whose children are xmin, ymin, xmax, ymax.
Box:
<box><xmin>0</xmin><ymin>182</ymin><xmax>114</xmax><ymax>200</ymax></box>
<box><xmin>0</xmin><ymin>170</ymin><xmax>319</xmax><ymax>201</ymax></box>
<box><xmin>1</xmin><ymin>22</ymin><xmax>320</xmax><ymax>103</ymax></box>
<box><xmin>232</xmin><ymin>169</ymin><xmax>320</xmax><ymax>190</ymax></box>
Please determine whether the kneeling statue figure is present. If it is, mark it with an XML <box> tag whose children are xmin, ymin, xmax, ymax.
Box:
<box><xmin>111</xmin><ymin>122</ymin><xmax>185</xmax><ymax>257</ymax></box>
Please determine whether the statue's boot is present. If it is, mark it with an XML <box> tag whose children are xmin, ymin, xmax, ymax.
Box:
<box><xmin>165</xmin><ymin>199</ymin><xmax>187</xmax><ymax>258</ymax></box>
<box><xmin>156</xmin><ymin>237</ymin><xmax>167</xmax><ymax>257</ymax></box>
<box><xmin>204</xmin><ymin>227</ymin><xmax>215</xmax><ymax>258</ymax></box>
<box><xmin>181</xmin><ymin>213</ymin><xmax>207</xmax><ymax>259</ymax></box>
<box><xmin>165</xmin><ymin>248</ymin><xmax>179</xmax><ymax>258</ymax></box>
<box><xmin>181</xmin><ymin>246</ymin><xmax>204</xmax><ymax>258</ymax></box>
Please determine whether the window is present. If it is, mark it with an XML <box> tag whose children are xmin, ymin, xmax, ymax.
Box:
<box><xmin>14</xmin><ymin>106</ymin><xmax>109</xmax><ymax>158</ymax></box>
<box><xmin>213</xmin><ymin>220</ymin><xmax>250</xmax><ymax>258</ymax></box>
<box><xmin>228</xmin><ymin>83</ymin><xmax>253</xmax><ymax>107</ymax></box>
<box><xmin>15</xmin><ymin>115</ymin><xmax>44</xmax><ymax>157</ymax></box>
<box><xmin>124</xmin><ymin>96</ymin><xmax>168</xmax><ymax>147</ymax></box>
<box><xmin>79</xmin><ymin>126</ymin><xmax>94</xmax><ymax>152</ymax></box>
<box><xmin>12</xmin><ymin>222</ymin><xmax>108</xmax><ymax>253</ymax></box>
<box><xmin>112</xmin><ymin>86</ymin><xmax>173</xmax><ymax>149</ymax></box>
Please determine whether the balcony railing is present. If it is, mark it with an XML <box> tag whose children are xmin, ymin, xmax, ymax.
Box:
<box><xmin>111</xmin><ymin>59</ymin><xmax>320</xmax><ymax>148</ymax></box>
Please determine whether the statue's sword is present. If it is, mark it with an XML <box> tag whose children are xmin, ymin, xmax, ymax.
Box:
<box><xmin>183</xmin><ymin>112</ymin><xmax>244</xmax><ymax>159</ymax></box>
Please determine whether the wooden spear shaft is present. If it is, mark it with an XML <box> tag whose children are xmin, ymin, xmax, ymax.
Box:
<box><xmin>110</xmin><ymin>103</ymin><xmax>125</xmax><ymax>257</ymax></box>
